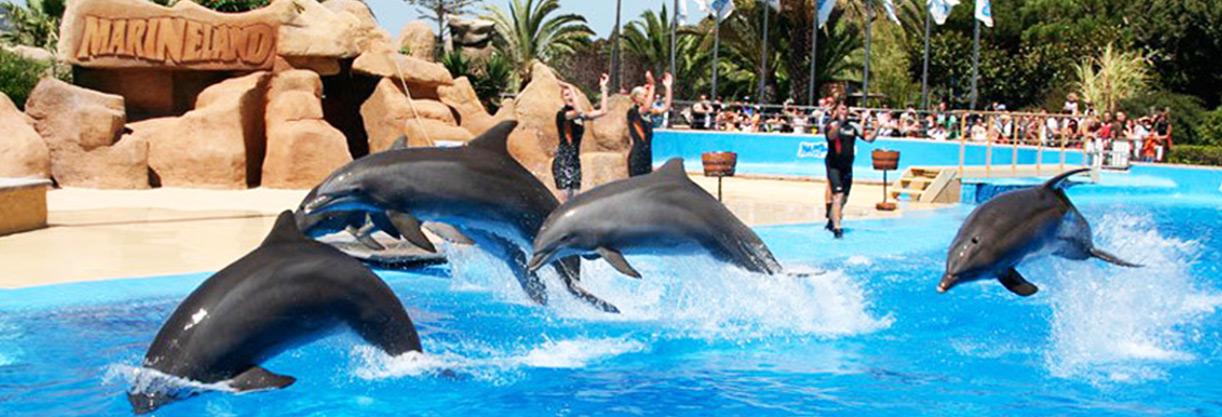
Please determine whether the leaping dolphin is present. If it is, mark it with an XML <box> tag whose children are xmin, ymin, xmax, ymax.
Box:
<box><xmin>128</xmin><ymin>211</ymin><xmax>422</xmax><ymax>414</ymax></box>
<box><xmin>302</xmin><ymin>121</ymin><xmax>618</xmax><ymax>313</ymax></box>
<box><xmin>939</xmin><ymin>168</ymin><xmax>1142</xmax><ymax>296</ymax></box>
<box><xmin>528</xmin><ymin>158</ymin><xmax>783</xmax><ymax>278</ymax></box>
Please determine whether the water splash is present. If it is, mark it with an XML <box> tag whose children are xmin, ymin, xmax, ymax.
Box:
<box><xmin>1038</xmin><ymin>210</ymin><xmax>1222</xmax><ymax>383</ymax></box>
<box><xmin>103</xmin><ymin>364</ymin><xmax>236</xmax><ymax>399</ymax></box>
<box><xmin>350</xmin><ymin>336</ymin><xmax>647</xmax><ymax>382</ymax></box>
<box><xmin>546</xmin><ymin>255</ymin><xmax>892</xmax><ymax>340</ymax></box>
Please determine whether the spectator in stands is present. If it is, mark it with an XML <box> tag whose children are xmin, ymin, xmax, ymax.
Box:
<box><xmin>691</xmin><ymin>95</ymin><xmax>713</xmax><ymax>130</ymax></box>
<box><xmin>1063</xmin><ymin>93</ymin><xmax>1080</xmax><ymax>114</ymax></box>
<box><xmin>900</xmin><ymin>106</ymin><xmax>919</xmax><ymax>137</ymax></box>
<box><xmin>1153</xmin><ymin>108</ymin><xmax>1172</xmax><ymax>162</ymax></box>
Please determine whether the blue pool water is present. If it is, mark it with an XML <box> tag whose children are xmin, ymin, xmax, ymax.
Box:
<box><xmin>3</xmin><ymin>182</ymin><xmax>1222</xmax><ymax>415</ymax></box>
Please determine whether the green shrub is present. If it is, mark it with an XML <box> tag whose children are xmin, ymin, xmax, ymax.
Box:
<box><xmin>161</xmin><ymin>0</ymin><xmax>269</xmax><ymax>12</ymax></box>
<box><xmin>1166</xmin><ymin>145</ymin><xmax>1222</xmax><ymax>166</ymax></box>
<box><xmin>1199</xmin><ymin>107</ymin><xmax>1222</xmax><ymax>146</ymax></box>
<box><xmin>0</xmin><ymin>48</ymin><xmax>51</xmax><ymax>109</ymax></box>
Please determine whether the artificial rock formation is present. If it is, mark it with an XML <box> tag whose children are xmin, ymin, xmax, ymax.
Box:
<box><xmin>438</xmin><ymin>76</ymin><xmax>496</xmax><ymax>135</ymax></box>
<box><xmin>447</xmin><ymin>17</ymin><xmax>495</xmax><ymax>62</ymax></box>
<box><xmin>397</xmin><ymin>20</ymin><xmax>435</xmax><ymax>61</ymax></box>
<box><xmin>361</xmin><ymin>78</ymin><xmax>476</xmax><ymax>152</ymax></box>
<box><xmin>0</xmin><ymin>93</ymin><xmax>50</xmax><ymax>179</ymax></box>
<box><xmin>352</xmin><ymin>51</ymin><xmax>453</xmax><ymax>89</ymax></box>
<box><xmin>323</xmin><ymin>0</ymin><xmax>392</xmax><ymax>55</ymax></box>
<box><xmin>262</xmin><ymin>70</ymin><xmax>351</xmax><ymax>189</ymax></box>
<box><xmin>137</xmin><ymin>72</ymin><xmax>269</xmax><ymax>188</ymax></box>
<box><xmin>24</xmin><ymin>78</ymin><xmax>148</xmax><ymax>188</ymax></box>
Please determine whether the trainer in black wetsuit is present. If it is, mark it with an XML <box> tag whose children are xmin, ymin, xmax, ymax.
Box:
<box><xmin>553</xmin><ymin>105</ymin><xmax>585</xmax><ymax>191</ymax></box>
<box><xmin>552</xmin><ymin>75</ymin><xmax>610</xmax><ymax>201</ymax></box>
<box><xmin>626</xmin><ymin>70</ymin><xmax>673</xmax><ymax>177</ymax></box>
<box><xmin>823</xmin><ymin>103</ymin><xmax>877</xmax><ymax>239</ymax></box>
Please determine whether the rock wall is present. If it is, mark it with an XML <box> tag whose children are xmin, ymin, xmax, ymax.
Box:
<box><xmin>0</xmin><ymin>93</ymin><xmax>50</xmax><ymax>179</ymax></box>
<box><xmin>262</xmin><ymin>70</ymin><xmax>352</xmax><ymax>189</ymax></box>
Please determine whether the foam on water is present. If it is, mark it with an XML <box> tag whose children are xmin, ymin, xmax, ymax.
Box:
<box><xmin>350</xmin><ymin>336</ymin><xmax>646</xmax><ymax>382</ymax></box>
<box><xmin>103</xmin><ymin>364</ymin><xmax>237</xmax><ymax>398</ymax></box>
<box><xmin>1035</xmin><ymin>210</ymin><xmax>1222</xmax><ymax>383</ymax></box>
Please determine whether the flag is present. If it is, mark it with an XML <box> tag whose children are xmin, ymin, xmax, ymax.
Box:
<box><xmin>928</xmin><ymin>0</ymin><xmax>959</xmax><ymax>25</ymax></box>
<box><xmin>679</xmin><ymin>0</ymin><xmax>690</xmax><ymax>23</ymax></box>
<box><xmin>815</xmin><ymin>0</ymin><xmax>837</xmax><ymax>29</ymax></box>
<box><xmin>711</xmin><ymin>0</ymin><xmax>735</xmax><ymax>21</ymax></box>
<box><xmin>883</xmin><ymin>0</ymin><xmax>901</xmax><ymax>24</ymax></box>
<box><xmin>693</xmin><ymin>0</ymin><xmax>709</xmax><ymax>13</ymax></box>
<box><xmin>975</xmin><ymin>0</ymin><xmax>993</xmax><ymax>27</ymax></box>
<box><xmin>766</xmin><ymin>0</ymin><xmax>781</xmax><ymax>12</ymax></box>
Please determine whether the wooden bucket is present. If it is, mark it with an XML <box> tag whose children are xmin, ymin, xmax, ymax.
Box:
<box><xmin>872</xmin><ymin>149</ymin><xmax>900</xmax><ymax>171</ymax></box>
<box><xmin>701</xmin><ymin>152</ymin><xmax>737</xmax><ymax>177</ymax></box>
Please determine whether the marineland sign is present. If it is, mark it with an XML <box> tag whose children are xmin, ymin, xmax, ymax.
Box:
<box><xmin>59</xmin><ymin>0</ymin><xmax>287</xmax><ymax>70</ymax></box>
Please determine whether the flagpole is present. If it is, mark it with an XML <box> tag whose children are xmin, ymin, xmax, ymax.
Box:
<box><xmin>808</xmin><ymin>3</ymin><xmax>818</xmax><ymax>105</ymax></box>
<box><xmin>670</xmin><ymin>0</ymin><xmax>678</xmax><ymax>80</ymax></box>
<box><xmin>611</xmin><ymin>0</ymin><xmax>623</xmax><ymax>92</ymax></box>
<box><xmin>712</xmin><ymin>10</ymin><xmax>720</xmax><ymax>100</ymax></box>
<box><xmin>970</xmin><ymin>13</ymin><xmax>979</xmax><ymax>110</ymax></box>
<box><xmin>922</xmin><ymin>2</ymin><xmax>931</xmax><ymax>110</ymax></box>
<box><xmin>862</xmin><ymin>6</ymin><xmax>872</xmax><ymax>108</ymax></box>
<box><xmin>758</xmin><ymin>0</ymin><xmax>769</xmax><ymax>104</ymax></box>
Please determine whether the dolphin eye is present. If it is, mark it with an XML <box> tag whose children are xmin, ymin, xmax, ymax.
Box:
<box><xmin>970</xmin><ymin>237</ymin><xmax>980</xmax><ymax>244</ymax></box>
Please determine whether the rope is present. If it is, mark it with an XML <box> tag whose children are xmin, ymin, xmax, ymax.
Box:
<box><xmin>385</xmin><ymin>52</ymin><xmax>434</xmax><ymax>146</ymax></box>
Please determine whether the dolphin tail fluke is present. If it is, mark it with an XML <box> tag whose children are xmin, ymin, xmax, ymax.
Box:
<box><xmin>1090</xmin><ymin>248</ymin><xmax>1143</xmax><ymax>268</ymax></box>
<box><xmin>387</xmin><ymin>210</ymin><xmax>438</xmax><ymax>253</ymax></box>
<box><xmin>228</xmin><ymin>366</ymin><xmax>296</xmax><ymax>392</ymax></box>
<box><xmin>998</xmin><ymin>268</ymin><xmax>1039</xmax><ymax>297</ymax></box>
<box><xmin>466</xmin><ymin>230</ymin><xmax>549</xmax><ymax>305</ymax></box>
<box><xmin>597</xmin><ymin>247</ymin><xmax>642</xmax><ymax>279</ymax></box>
<box><xmin>555</xmin><ymin>257</ymin><xmax>621</xmax><ymax>313</ymax></box>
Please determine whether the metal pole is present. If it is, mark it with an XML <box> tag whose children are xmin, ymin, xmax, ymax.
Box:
<box><xmin>862</xmin><ymin>7</ymin><xmax>872</xmax><ymax>107</ymax></box>
<box><xmin>712</xmin><ymin>14</ymin><xmax>720</xmax><ymax>99</ymax></box>
<box><xmin>611</xmin><ymin>0</ymin><xmax>623</xmax><ymax>92</ymax></box>
<box><xmin>922</xmin><ymin>4</ymin><xmax>931</xmax><ymax>110</ymax></box>
<box><xmin>758</xmin><ymin>0</ymin><xmax>769</xmax><ymax>104</ymax></box>
<box><xmin>970</xmin><ymin>16</ymin><xmax>979</xmax><ymax>110</ymax></box>
<box><xmin>670</xmin><ymin>0</ymin><xmax>678</xmax><ymax>79</ymax></box>
<box><xmin>808</xmin><ymin>3</ymin><xmax>819</xmax><ymax>105</ymax></box>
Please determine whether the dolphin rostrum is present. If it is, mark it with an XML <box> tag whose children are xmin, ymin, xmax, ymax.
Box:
<box><xmin>528</xmin><ymin>158</ymin><xmax>783</xmax><ymax>278</ymax></box>
<box><xmin>128</xmin><ymin>211</ymin><xmax>422</xmax><ymax>413</ymax></box>
<box><xmin>302</xmin><ymin>121</ymin><xmax>618</xmax><ymax>313</ymax></box>
<box><xmin>939</xmin><ymin>168</ymin><xmax>1142</xmax><ymax>296</ymax></box>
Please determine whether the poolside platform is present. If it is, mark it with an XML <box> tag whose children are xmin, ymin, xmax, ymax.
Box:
<box><xmin>0</xmin><ymin>177</ymin><xmax>947</xmax><ymax>289</ymax></box>
<box><xmin>0</xmin><ymin>178</ymin><xmax>52</xmax><ymax>237</ymax></box>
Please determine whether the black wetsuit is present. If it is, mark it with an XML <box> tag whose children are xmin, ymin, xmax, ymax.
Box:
<box><xmin>553</xmin><ymin>106</ymin><xmax>584</xmax><ymax>189</ymax></box>
<box><xmin>825</xmin><ymin>119</ymin><xmax>861</xmax><ymax>196</ymax></box>
<box><xmin>627</xmin><ymin>106</ymin><xmax>654</xmax><ymax>177</ymax></box>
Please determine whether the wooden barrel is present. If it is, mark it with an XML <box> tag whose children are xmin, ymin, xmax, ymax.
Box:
<box><xmin>702</xmin><ymin>152</ymin><xmax>737</xmax><ymax>177</ymax></box>
<box><xmin>872</xmin><ymin>149</ymin><xmax>900</xmax><ymax>171</ymax></box>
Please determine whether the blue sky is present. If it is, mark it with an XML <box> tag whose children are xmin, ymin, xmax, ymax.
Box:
<box><xmin>366</xmin><ymin>0</ymin><xmax>712</xmax><ymax>39</ymax></box>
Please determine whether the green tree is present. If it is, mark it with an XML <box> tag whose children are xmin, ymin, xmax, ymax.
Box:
<box><xmin>1128</xmin><ymin>0</ymin><xmax>1222</xmax><ymax>108</ymax></box>
<box><xmin>622</xmin><ymin>4</ymin><xmax>674</xmax><ymax>78</ymax></box>
<box><xmin>403</xmin><ymin>0</ymin><xmax>477</xmax><ymax>52</ymax></box>
<box><xmin>1073</xmin><ymin>43</ymin><xmax>1150</xmax><ymax>115</ymax></box>
<box><xmin>0</xmin><ymin>0</ymin><xmax>64</xmax><ymax>51</ymax></box>
<box><xmin>482</xmin><ymin>0</ymin><xmax>593</xmax><ymax>88</ymax></box>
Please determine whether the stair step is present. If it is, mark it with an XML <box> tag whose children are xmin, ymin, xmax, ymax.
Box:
<box><xmin>893</xmin><ymin>189</ymin><xmax>925</xmax><ymax>195</ymax></box>
<box><xmin>901</xmin><ymin>177</ymin><xmax>934</xmax><ymax>183</ymax></box>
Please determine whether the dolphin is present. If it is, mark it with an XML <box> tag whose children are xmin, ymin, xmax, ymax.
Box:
<box><xmin>128</xmin><ymin>211</ymin><xmax>422</xmax><ymax>414</ymax></box>
<box><xmin>301</xmin><ymin>121</ymin><xmax>618</xmax><ymax>313</ymax></box>
<box><xmin>527</xmin><ymin>158</ymin><xmax>783</xmax><ymax>278</ymax></box>
<box><xmin>939</xmin><ymin>168</ymin><xmax>1142</xmax><ymax>296</ymax></box>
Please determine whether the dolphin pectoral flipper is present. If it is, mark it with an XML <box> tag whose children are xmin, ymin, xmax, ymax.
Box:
<box><xmin>554</xmin><ymin>256</ymin><xmax>620</xmax><ymax>313</ymax></box>
<box><xmin>387</xmin><ymin>210</ymin><xmax>437</xmax><ymax>253</ymax></box>
<box><xmin>597</xmin><ymin>247</ymin><xmax>641</xmax><ymax>279</ymax></box>
<box><xmin>1090</xmin><ymin>248</ymin><xmax>1143</xmax><ymax>268</ymax></box>
<box><xmin>422</xmin><ymin>222</ymin><xmax>476</xmax><ymax>245</ymax></box>
<box><xmin>998</xmin><ymin>268</ymin><xmax>1039</xmax><ymax>296</ymax></box>
<box><xmin>348</xmin><ymin>222</ymin><xmax>387</xmax><ymax>251</ymax></box>
<box><xmin>229</xmin><ymin>366</ymin><xmax>296</xmax><ymax>392</ymax></box>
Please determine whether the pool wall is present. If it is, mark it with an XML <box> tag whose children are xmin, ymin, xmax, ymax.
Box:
<box><xmin>654</xmin><ymin>130</ymin><xmax>1087</xmax><ymax>180</ymax></box>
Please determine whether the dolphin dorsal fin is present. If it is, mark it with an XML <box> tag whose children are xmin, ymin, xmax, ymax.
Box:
<box><xmin>655</xmin><ymin>158</ymin><xmax>687</xmax><ymax>178</ymax></box>
<box><xmin>390</xmin><ymin>135</ymin><xmax>408</xmax><ymax>150</ymax></box>
<box><xmin>264</xmin><ymin>210</ymin><xmax>307</xmax><ymax>245</ymax></box>
<box><xmin>1043</xmin><ymin>168</ymin><xmax>1091</xmax><ymax>190</ymax></box>
<box><xmin>467</xmin><ymin>121</ymin><xmax>519</xmax><ymax>154</ymax></box>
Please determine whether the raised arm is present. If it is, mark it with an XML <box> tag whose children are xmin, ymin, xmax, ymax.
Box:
<box><xmin>862</xmin><ymin>110</ymin><xmax>879</xmax><ymax>143</ymax></box>
<box><xmin>585</xmin><ymin>73</ymin><xmax>611</xmax><ymax>119</ymax></box>
<box><xmin>655</xmin><ymin>72</ymin><xmax>674</xmax><ymax>115</ymax></box>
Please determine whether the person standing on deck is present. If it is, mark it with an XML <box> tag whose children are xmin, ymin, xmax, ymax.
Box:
<box><xmin>823</xmin><ymin>102</ymin><xmax>878</xmax><ymax>239</ymax></box>
<box><xmin>626</xmin><ymin>71</ymin><xmax>673</xmax><ymax>177</ymax></box>
<box><xmin>553</xmin><ymin>74</ymin><xmax>611</xmax><ymax>203</ymax></box>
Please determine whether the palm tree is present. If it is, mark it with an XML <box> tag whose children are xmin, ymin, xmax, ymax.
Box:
<box><xmin>482</xmin><ymin>0</ymin><xmax>594</xmax><ymax>88</ymax></box>
<box><xmin>623</xmin><ymin>4</ymin><xmax>677</xmax><ymax>79</ymax></box>
<box><xmin>1074</xmin><ymin>43</ymin><xmax>1150</xmax><ymax>115</ymax></box>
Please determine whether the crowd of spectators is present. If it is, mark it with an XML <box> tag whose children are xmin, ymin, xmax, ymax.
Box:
<box><xmin>678</xmin><ymin>94</ymin><xmax>1175</xmax><ymax>164</ymax></box>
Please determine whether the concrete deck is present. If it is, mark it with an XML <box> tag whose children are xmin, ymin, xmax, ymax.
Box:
<box><xmin>0</xmin><ymin>177</ymin><xmax>946</xmax><ymax>289</ymax></box>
